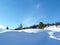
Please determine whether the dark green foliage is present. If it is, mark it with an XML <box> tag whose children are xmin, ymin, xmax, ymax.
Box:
<box><xmin>56</xmin><ymin>22</ymin><xmax>60</xmax><ymax>25</ymax></box>
<box><xmin>23</xmin><ymin>25</ymin><xmax>38</xmax><ymax>29</ymax></box>
<box><xmin>19</xmin><ymin>24</ymin><xmax>23</xmax><ymax>29</ymax></box>
<box><xmin>55</xmin><ymin>22</ymin><xmax>60</xmax><ymax>26</ymax></box>
<box><xmin>47</xmin><ymin>24</ymin><xmax>50</xmax><ymax>27</ymax></box>
<box><xmin>54</xmin><ymin>22</ymin><xmax>60</xmax><ymax>27</ymax></box>
<box><xmin>29</xmin><ymin>25</ymin><xmax>38</xmax><ymax>28</ymax></box>
<box><xmin>6</xmin><ymin>27</ymin><xmax>8</xmax><ymax>29</ymax></box>
<box><xmin>37</xmin><ymin>22</ymin><xmax>45</xmax><ymax>29</ymax></box>
<box><xmin>15</xmin><ymin>22</ymin><xmax>60</xmax><ymax>30</ymax></box>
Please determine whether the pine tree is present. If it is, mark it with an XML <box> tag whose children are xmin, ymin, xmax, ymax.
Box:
<box><xmin>37</xmin><ymin>22</ymin><xmax>45</xmax><ymax>29</ymax></box>
<box><xmin>19</xmin><ymin>24</ymin><xmax>23</xmax><ymax>29</ymax></box>
<box><xmin>6</xmin><ymin>27</ymin><xmax>8</xmax><ymax>29</ymax></box>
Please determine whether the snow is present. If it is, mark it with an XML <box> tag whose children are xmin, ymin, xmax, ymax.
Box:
<box><xmin>0</xmin><ymin>28</ymin><xmax>43</xmax><ymax>33</ymax></box>
<box><xmin>0</xmin><ymin>26</ymin><xmax>60</xmax><ymax>45</ymax></box>
<box><xmin>44</xmin><ymin>25</ymin><xmax>60</xmax><ymax>40</ymax></box>
<box><xmin>44</xmin><ymin>25</ymin><xmax>60</xmax><ymax>31</ymax></box>
<box><xmin>48</xmin><ymin>32</ymin><xmax>60</xmax><ymax>40</ymax></box>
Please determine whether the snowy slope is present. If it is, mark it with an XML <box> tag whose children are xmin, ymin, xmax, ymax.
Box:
<box><xmin>0</xmin><ymin>26</ymin><xmax>60</xmax><ymax>45</ymax></box>
<box><xmin>44</xmin><ymin>25</ymin><xmax>60</xmax><ymax>31</ymax></box>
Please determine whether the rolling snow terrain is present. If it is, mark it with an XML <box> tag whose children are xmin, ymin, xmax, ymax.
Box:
<box><xmin>0</xmin><ymin>26</ymin><xmax>60</xmax><ymax>45</ymax></box>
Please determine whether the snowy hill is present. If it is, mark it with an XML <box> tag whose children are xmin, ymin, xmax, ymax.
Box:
<box><xmin>0</xmin><ymin>26</ymin><xmax>60</xmax><ymax>45</ymax></box>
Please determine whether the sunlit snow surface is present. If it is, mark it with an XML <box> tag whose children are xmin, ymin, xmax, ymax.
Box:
<box><xmin>0</xmin><ymin>26</ymin><xmax>60</xmax><ymax>45</ymax></box>
<box><xmin>44</xmin><ymin>26</ymin><xmax>60</xmax><ymax>40</ymax></box>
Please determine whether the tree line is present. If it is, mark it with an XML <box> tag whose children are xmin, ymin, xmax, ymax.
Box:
<box><xmin>14</xmin><ymin>22</ymin><xmax>60</xmax><ymax>30</ymax></box>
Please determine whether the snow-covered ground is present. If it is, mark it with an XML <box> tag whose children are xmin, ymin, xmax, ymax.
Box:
<box><xmin>0</xmin><ymin>26</ymin><xmax>60</xmax><ymax>45</ymax></box>
<box><xmin>44</xmin><ymin>25</ymin><xmax>60</xmax><ymax>31</ymax></box>
<box><xmin>44</xmin><ymin>25</ymin><xmax>60</xmax><ymax>40</ymax></box>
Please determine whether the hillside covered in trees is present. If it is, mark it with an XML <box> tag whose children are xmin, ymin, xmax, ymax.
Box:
<box><xmin>15</xmin><ymin>22</ymin><xmax>60</xmax><ymax>30</ymax></box>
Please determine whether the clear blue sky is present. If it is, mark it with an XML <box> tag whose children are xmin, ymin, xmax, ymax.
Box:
<box><xmin>0</xmin><ymin>0</ymin><xmax>60</xmax><ymax>29</ymax></box>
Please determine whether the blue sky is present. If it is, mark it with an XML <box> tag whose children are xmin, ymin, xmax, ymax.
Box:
<box><xmin>0</xmin><ymin>0</ymin><xmax>60</xmax><ymax>29</ymax></box>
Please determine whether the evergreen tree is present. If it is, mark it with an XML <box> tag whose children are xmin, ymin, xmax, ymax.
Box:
<box><xmin>6</xmin><ymin>27</ymin><xmax>8</xmax><ymax>29</ymax></box>
<box><xmin>19</xmin><ymin>24</ymin><xmax>23</xmax><ymax>29</ymax></box>
<box><xmin>37</xmin><ymin>22</ymin><xmax>45</xmax><ymax>29</ymax></box>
